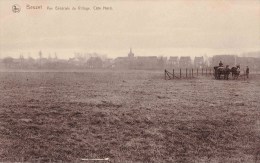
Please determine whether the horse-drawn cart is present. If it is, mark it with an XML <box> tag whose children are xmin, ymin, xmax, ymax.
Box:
<box><xmin>214</xmin><ymin>66</ymin><xmax>240</xmax><ymax>80</ymax></box>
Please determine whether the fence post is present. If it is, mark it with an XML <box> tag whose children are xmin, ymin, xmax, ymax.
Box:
<box><xmin>173</xmin><ymin>69</ymin><xmax>174</xmax><ymax>79</ymax></box>
<box><xmin>165</xmin><ymin>69</ymin><xmax>166</xmax><ymax>80</ymax></box>
<box><xmin>180</xmin><ymin>68</ymin><xmax>181</xmax><ymax>78</ymax></box>
<box><xmin>244</xmin><ymin>69</ymin><xmax>245</xmax><ymax>80</ymax></box>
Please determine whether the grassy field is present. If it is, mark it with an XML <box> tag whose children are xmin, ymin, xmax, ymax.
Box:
<box><xmin>0</xmin><ymin>70</ymin><xmax>259</xmax><ymax>162</ymax></box>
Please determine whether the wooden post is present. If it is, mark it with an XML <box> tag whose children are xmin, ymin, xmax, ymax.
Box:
<box><xmin>244</xmin><ymin>69</ymin><xmax>245</xmax><ymax>80</ymax></box>
<box><xmin>186</xmin><ymin>68</ymin><xmax>187</xmax><ymax>78</ymax></box>
<box><xmin>180</xmin><ymin>68</ymin><xmax>181</xmax><ymax>78</ymax></box>
<box><xmin>165</xmin><ymin>69</ymin><xmax>166</xmax><ymax>80</ymax></box>
<box><xmin>173</xmin><ymin>69</ymin><xmax>174</xmax><ymax>79</ymax></box>
<box><xmin>165</xmin><ymin>70</ymin><xmax>172</xmax><ymax>80</ymax></box>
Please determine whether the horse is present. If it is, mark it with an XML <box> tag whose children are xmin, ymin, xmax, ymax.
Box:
<box><xmin>224</xmin><ymin>67</ymin><xmax>231</xmax><ymax>80</ymax></box>
<box><xmin>214</xmin><ymin>66</ymin><xmax>230</xmax><ymax>80</ymax></box>
<box><xmin>230</xmin><ymin>67</ymin><xmax>240</xmax><ymax>79</ymax></box>
<box><xmin>214</xmin><ymin>66</ymin><xmax>221</xmax><ymax>79</ymax></box>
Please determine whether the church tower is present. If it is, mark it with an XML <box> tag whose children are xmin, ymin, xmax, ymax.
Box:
<box><xmin>128</xmin><ymin>48</ymin><xmax>134</xmax><ymax>58</ymax></box>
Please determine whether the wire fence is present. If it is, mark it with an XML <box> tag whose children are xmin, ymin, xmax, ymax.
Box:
<box><xmin>164</xmin><ymin>68</ymin><xmax>213</xmax><ymax>80</ymax></box>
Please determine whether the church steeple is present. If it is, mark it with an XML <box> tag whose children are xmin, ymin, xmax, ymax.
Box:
<box><xmin>128</xmin><ymin>48</ymin><xmax>134</xmax><ymax>58</ymax></box>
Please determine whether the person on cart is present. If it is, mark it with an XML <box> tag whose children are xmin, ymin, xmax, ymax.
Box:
<box><xmin>219</xmin><ymin>61</ymin><xmax>223</xmax><ymax>67</ymax></box>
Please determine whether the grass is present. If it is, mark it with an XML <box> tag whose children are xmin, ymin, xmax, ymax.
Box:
<box><xmin>0</xmin><ymin>70</ymin><xmax>259</xmax><ymax>162</ymax></box>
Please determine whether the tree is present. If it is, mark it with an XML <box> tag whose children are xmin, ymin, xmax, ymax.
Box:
<box><xmin>2</xmin><ymin>57</ymin><xmax>14</xmax><ymax>68</ymax></box>
<box><xmin>54</xmin><ymin>52</ymin><xmax>58</xmax><ymax>60</ymax></box>
<box><xmin>19</xmin><ymin>54</ymin><xmax>25</xmax><ymax>68</ymax></box>
<box><xmin>48</xmin><ymin>54</ymin><xmax>52</xmax><ymax>61</ymax></box>
<box><xmin>19</xmin><ymin>54</ymin><xmax>24</xmax><ymax>62</ymax></box>
<box><xmin>87</xmin><ymin>57</ymin><xmax>103</xmax><ymax>68</ymax></box>
<box><xmin>39</xmin><ymin>51</ymin><xmax>42</xmax><ymax>59</ymax></box>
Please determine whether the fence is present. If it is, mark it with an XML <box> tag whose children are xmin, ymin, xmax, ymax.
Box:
<box><xmin>164</xmin><ymin>68</ymin><xmax>213</xmax><ymax>80</ymax></box>
<box><xmin>165</xmin><ymin>68</ymin><xmax>251</xmax><ymax>80</ymax></box>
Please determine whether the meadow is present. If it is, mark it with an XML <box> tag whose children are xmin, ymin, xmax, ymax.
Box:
<box><xmin>0</xmin><ymin>70</ymin><xmax>259</xmax><ymax>162</ymax></box>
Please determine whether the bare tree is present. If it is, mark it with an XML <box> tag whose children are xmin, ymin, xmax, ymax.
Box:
<box><xmin>54</xmin><ymin>52</ymin><xmax>58</xmax><ymax>60</ymax></box>
<box><xmin>39</xmin><ymin>51</ymin><xmax>42</xmax><ymax>59</ymax></box>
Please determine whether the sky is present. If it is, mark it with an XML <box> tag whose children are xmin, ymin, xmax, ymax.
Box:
<box><xmin>0</xmin><ymin>0</ymin><xmax>259</xmax><ymax>59</ymax></box>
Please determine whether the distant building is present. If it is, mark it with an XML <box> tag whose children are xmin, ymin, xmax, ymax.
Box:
<box><xmin>135</xmin><ymin>56</ymin><xmax>158</xmax><ymax>69</ymax></box>
<box><xmin>103</xmin><ymin>58</ymin><xmax>114</xmax><ymax>68</ymax></box>
<box><xmin>179</xmin><ymin>56</ymin><xmax>192</xmax><ymax>68</ymax></box>
<box><xmin>128</xmin><ymin>48</ymin><xmax>134</xmax><ymax>58</ymax></box>
<box><xmin>87</xmin><ymin>57</ymin><xmax>103</xmax><ymax>68</ymax></box>
<box><xmin>212</xmin><ymin>55</ymin><xmax>236</xmax><ymax>67</ymax></box>
<box><xmin>241</xmin><ymin>51</ymin><xmax>260</xmax><ymax>58</ymax></box>
<box><xmin>255</xmin><ymin>58</ymin><xmax>260</xmax><ymax>70</ymax></box>
<box><xmin>128</xmin><ymin>48</ymin><xmax>135</xmax><ymax>69</ymax></box>
<box><xmin>114</xmin><ymin>49</ymin><xmax>164</xmax><ymax>69</ymax></box>
<box><xmin>167</xmin><ymin>56</ymin><xmax>179</xmax><ymax>68</ymax></box>
<box><xmin>236</xmin><ymin>57</ymin><xmax>259</xmax><ymax>70</ymax></box>
<box><xmin>114</xmin><ymin>49</ymin><xmax>136</xmax><ymax>69</ymax></box>
<box><xmin>194</xmin><ymin>56</ymin><xmax>204</xmax><ymax>68</ymax></box>
<box><xmin>114</xmin><ymin>57</ymin><xmax>128</xmax><ymax>69</ymax></box>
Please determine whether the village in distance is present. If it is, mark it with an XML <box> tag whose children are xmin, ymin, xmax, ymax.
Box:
<box><xmin>1</xmin><ymin>49</ymin><xmax>260</xmax><ymax>71</ymax></box>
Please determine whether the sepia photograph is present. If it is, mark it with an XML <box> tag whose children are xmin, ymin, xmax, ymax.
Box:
<box><xmin>0</xmin><ymin>0</ymin><xmax>260</xmax><ymax>162</ymax></box>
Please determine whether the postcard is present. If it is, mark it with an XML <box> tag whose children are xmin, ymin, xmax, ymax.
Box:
<box><xmin>0</xmin><ymin>0</ymin><xmax>259</xmax><ymax>162</ymax></box>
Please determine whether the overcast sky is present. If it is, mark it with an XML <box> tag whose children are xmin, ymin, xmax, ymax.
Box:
<box><xmin>0</xmin><ymin>0</ymin><xmax>259</xmax><ymax>59</ymax></box>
